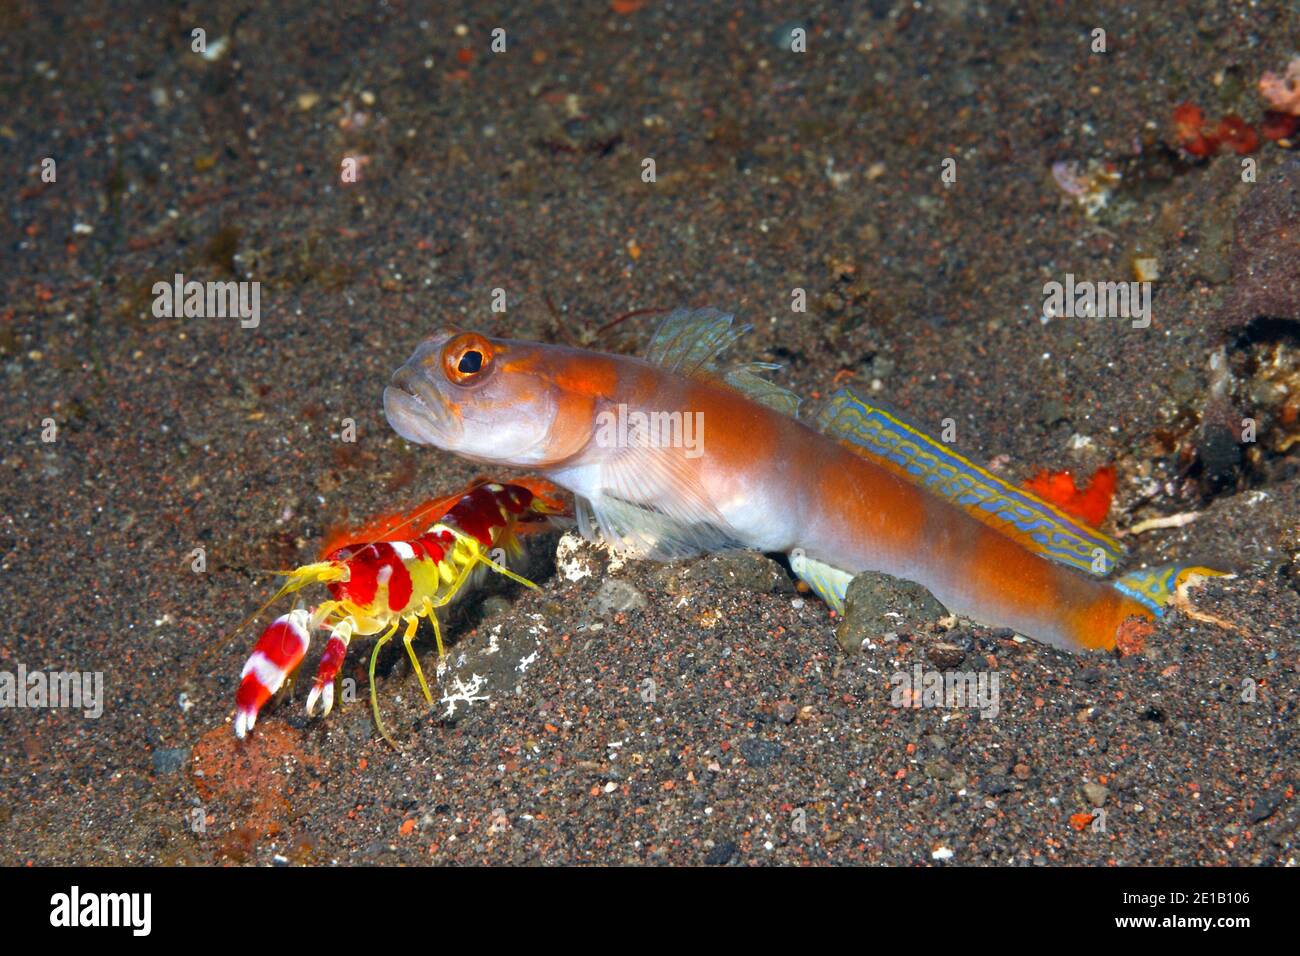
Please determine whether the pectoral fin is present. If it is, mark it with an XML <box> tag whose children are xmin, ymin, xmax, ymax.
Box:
<box><xmin>574</xmin><ymin>438</ymin><xmax>741</xmax><ymax>561</ymax></box>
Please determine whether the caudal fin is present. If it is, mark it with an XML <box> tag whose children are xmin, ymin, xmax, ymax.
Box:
<box><xmin>1112</xmin><ymin>563</ymin><xmax>1230</xmax><ymax>616</ymax></box>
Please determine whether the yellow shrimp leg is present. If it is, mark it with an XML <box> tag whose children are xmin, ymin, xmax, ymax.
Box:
<box><xmin>368</xmin><ymin>618</ymin><xmax>404</xmax><ymax>749</ymax></box>
<box><xmin>399</xmin><ymin>614</ymin><xmax>435</xmax><ymax>708</ymax></box>
<box><xmin>400</xmin><ymin>561</ymin><xmax>477</xmax><ymax>707</ymax></box>
<box><xmin>371</xmin><ymin>533</ymin><xmax>543</xmax><ymax>746</ymax></box>
<box><xmin>478</xmin><ymin>553</ymin><xmax>540</xmax><ymax>590</ymax></box>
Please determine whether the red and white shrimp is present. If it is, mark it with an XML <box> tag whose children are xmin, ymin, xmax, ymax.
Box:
<box><xmin>232</xmin><ymin>477</ymin><xmax>567</xmax><ymax>746</ymax></box>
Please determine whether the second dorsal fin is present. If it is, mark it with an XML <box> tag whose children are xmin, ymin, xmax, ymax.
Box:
<box><xmin>644</xmin><ymin>308</ymin><xmax>802</xmax><ymax>416</ymax></box>
<box><xmin>815</xmin><ymin>387</ymin><xmax>1125</xmax><ymax>576</ymax></box>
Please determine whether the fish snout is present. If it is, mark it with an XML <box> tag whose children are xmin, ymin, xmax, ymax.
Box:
<box><xmin>384</xmin><ymin>360</ymin><xmax>461</xmax><ymax>447</ymax></box>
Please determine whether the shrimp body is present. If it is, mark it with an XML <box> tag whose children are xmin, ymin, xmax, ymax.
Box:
<box><xmin>233</xmin><ymin>478</ymin><xmax>564</xmax><ymax>743</ymax></box>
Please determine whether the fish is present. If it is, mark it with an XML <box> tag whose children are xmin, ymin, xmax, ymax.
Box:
<box><xmin>383</xmin><ymin>308</ymin><xmax>1223</xmax><ymax>652</ymax></box>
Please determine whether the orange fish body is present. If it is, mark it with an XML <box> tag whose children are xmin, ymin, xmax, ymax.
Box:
<box><xmin>384</xmin><ymin>309</ymin><xmax>1214</xmax><ymax>651</ymax></box>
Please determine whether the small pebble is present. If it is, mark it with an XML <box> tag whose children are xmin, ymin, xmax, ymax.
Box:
<box><xmin>1083</xmin><ymin>783</ymin><xmax>1109</xmax><ymax>807</ymax></box>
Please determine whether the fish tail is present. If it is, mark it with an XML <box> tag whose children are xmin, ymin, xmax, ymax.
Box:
<box><xmin>1112</xmin><ymin>563</ymin><xmax>1230</xmax><ymax>616</ymax></box>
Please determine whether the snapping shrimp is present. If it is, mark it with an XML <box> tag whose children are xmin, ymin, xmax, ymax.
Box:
<box><xmin>232</xmin><ymin>477</ymin><xmax>566</xmax><ymax>745</ymax></box>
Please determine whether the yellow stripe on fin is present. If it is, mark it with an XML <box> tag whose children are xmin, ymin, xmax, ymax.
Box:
<box><xmin>815</xmin><ymin>388</ymin><xmax>1125</xmax><ymax>577</ymax></box>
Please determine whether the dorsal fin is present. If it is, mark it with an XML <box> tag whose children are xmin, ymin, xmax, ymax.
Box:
<box><xmin>644</xmin><ymin>308</ymin><xmax>801</xmax><ymax>415</ymax></box>
<box><xmin>644</xmin><ymin>308</ymin><xmax>744</xmax><ymax>374</ymax></box>
<box><xmin>723</xmin><ymin>363</ymin><xmax>802</xmax><ymax>417</ymax></box>
<box><xmin>815</xmin><ymin>388</ymin><xmax>1125</xmax><ymax>576</ymax></box>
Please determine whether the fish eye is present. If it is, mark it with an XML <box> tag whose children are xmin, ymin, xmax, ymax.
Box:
<box><xmin>441</xmin><ymin>332</ymin><xmax>494</xmax><ymax>385</ymax></box>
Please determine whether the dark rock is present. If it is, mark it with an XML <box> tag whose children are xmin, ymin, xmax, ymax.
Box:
<box><xmin>151</xmin><ymin>747</ymin><xmax>189</xmax><ymax>775</ymax></box>
<box><xmin>836</xmin><ymin>571</ymin><xmax>948</xmax><ymax>653</ymax></box>
<box><xmin>983</xmin><ymin>775</ymin><xmax>1016</xmax><ymax>796</ymax></box>
<box><xmin>1197</xmin><ymin>420</ymin><xmax>1243</xmax><ymax>489</ymax></box>
<box><xmin>1247</xmin><ymin>787</ymin><xmax>1283</xmax><ymax>824</ymax></box>
<box><xmin>705</xmin><ymin>841</ymin><xmax>738</xmax><ymax>865</ymax></box>
<box><xmin>926</xmin><ymin>641</ymin><xmax>966</xmax><ymax>669</ymax></box>
<box><xmin>701</xmin><ymin>552</ymin><xmax>793</xmax><ymax>593</ymax></box>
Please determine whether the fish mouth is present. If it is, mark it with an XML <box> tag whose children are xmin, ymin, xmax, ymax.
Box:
<box><xmin>383</xmin><ymin>363</ymin><xmax>461</xmax><ymax>448</ymax></box>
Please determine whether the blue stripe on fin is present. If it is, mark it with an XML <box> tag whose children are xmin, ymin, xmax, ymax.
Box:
<box><xmin>815</xmin><ymin>388</ymin><xmax>1125</xmax><ymax>576</ymax></box>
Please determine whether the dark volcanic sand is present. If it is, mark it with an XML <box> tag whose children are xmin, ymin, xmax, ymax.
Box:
<box><xmin>1</xmin><ymin>1</ymin><xmax>1297</xmax><ymax>865</ymax></box>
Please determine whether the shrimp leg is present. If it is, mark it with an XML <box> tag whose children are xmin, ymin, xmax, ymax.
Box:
<box><xmin>367</xmin><ymin>619</ymin><xmax>405</xmax><ymax>749</ymax></box>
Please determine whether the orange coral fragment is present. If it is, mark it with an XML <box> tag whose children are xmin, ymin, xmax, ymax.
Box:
<box><xmin>1069</xmin><ymin>812</ymin><xmax>1096</xmax><ymax>831</ymax></box>
<box><xmin>1172</xmin><ymin>103</ymin><xmax>1264</xmax><ymax>157</ymax></box>
<box><xmin>1022</xmin><ymin>465</ymin><xmax>1116</xmax><ymax>528</ymax></box>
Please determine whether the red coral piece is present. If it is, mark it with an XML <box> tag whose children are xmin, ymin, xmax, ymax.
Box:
<box><xmin>1022</xmin><ymin>465</ymin><xmax>1116</xmax><ymax>528</ymax></box>
<box><xmin>1172</xmin><ymin>102</ymin><xmax>1219</xmax><ymax>156</ymax></box>
<box><xmin>1069</xmin><ymin>812</ymin><xmax>1096</xmax><ymax>831</ymax></box>
<box><xmin>1260</xmin><ymin>110</ymin><xmax>1300</xmax><ymax>141</ymax></box>
<box><xmin>1172</xmin><ymin>102</ymin><xmax>1204</xmax><ymax>137</ymax></box>
<box><xmin>1215</xmin><ymin>114</ymin><xmax>1259</xmax><ymax>154</ymax></box>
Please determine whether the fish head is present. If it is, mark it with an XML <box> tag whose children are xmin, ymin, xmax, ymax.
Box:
<box><xmin>385</xmin><ymin>329</ymin><xmax>584</xmax><ymax>467</ymax></box>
